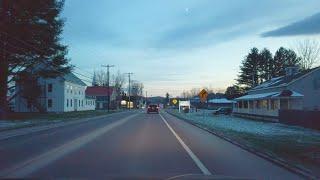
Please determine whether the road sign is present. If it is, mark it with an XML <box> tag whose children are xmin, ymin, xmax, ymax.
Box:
<box><xmin>199</xmin><ymin>89</ymin><xmax>208</xmax><ymax>103</ymax></box>
<box><xmin>172</xmin><ymin>99</ymin><xmax>178</xmax><ymax>105</ymax></box>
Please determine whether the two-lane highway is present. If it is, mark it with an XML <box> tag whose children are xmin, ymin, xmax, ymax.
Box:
<box><xmin>0</xmin><ymin>111</ymin><xmax>302</xmax><ymax>179</ymax></box>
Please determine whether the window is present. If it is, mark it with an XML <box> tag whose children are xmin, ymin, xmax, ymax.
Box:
<box><xmin>67</xmin><ymin>99</ymin><xmax>69</xmax><ymax>107</ymax></box>
<box><xmin>243</xmin><ymin>101</ymin><xmax>248</xmax><ymax>109</ymax></box>
<box><xmin>256</xmin><ymin>100</ymin><xmax>261</xmax><ymax>109</ymax></box>
<box><xmin>71</xmin><ymin>90</ymin><xmax>73</xmax><ymax>94</ymax></box>
<box><xmin>48</xmin><ymin>84</ymin><xmax>53</xmax><ymax>92</ymax></box>
<box><xmin>71</xmin><ymin>99</ymin><xmax>73</xmax><ymax>107</ymax></box>
<box><xmin>27</xmin><ymin>100</ymin><xmax>32</xmax><ymax>109</ymax></box>
<box><xmin>82</xmin><ymin>100</ymin><xmax>83</xmax><ymax>107</ymax></box>
<box><xmin>79</xmin><ymin>91</ymin><xmax>81</xmax><ymax>95</ymax></box>
<box><xmin>79</xmin><ymin>100</ymin><xmax>81</xmax><ymax>106</ymax></box>
<box><xmin>262</xmin><ymin>100</ymin><xmax>268</xmax><ymax>109</ymax></box>
<box><xmin>271</xmin><ymin>99</ymin><xmax>278</xmax><ymax>110</ymax></box>
<box><xmin>48</xmin><ymin>99</ymin><xmax>52</xmax><ymax>108</ymax></box>
<box><xmin>249</xmin><ymin>101</ymin><xmax>253</xmax><ymax>109</ymax></box>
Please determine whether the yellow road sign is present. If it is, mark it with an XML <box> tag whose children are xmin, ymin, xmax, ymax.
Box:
<box><xmin>199</xmin><ymin>89</ymin><xmax>208</xmax><ymax>102</ymax></box>
<box><xmin>172</xmin><ymin>99</ymin><xmax>178</xmax><ymax>105</ymax></box>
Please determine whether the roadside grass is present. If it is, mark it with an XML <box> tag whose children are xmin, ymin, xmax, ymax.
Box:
<box><xmin>6</xmin><ymin>110</ymin><xmax>120</xmax><ymax>121</ymax></box>
<box><xmin>0</xmin><ymin>110</ymin><xmax>123</xmax><ymax>131</ymax></box>
<box><xmin>167</xmin><ymin>109</ymin><xmax>320</xmax><ymax>176</ymax></box>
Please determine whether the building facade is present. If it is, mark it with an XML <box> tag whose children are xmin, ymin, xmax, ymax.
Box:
<box><xmin>233</xmin><ymin>67</ymin><xmax>320</xmax><ymax>121</ymax></box>
<box><xmin>15</xmin><ymin>73</ymin><xmax>95</xmax><ymax>112</ymax></box>
<box><xmin>85</xmin><ymin>86</ymin><xmax>116</xmax><ymax>110</ymax></box>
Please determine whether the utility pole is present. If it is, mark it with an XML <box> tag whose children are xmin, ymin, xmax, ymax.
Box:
<box><xmin>102</xmin><ymin>64</ymin><xmax>115</xmax><ymax>112</ymax></box>
<box><xmin>145</xmin><ymin>91</ymin><xmax>148</xmax><ymax>107</ymax></box>
<box><xmin>125</xmin><ymin>73</ymin><xmax>133</xmax><ymax>110</ymax></box>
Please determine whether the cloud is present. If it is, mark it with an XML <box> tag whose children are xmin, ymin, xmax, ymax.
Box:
<box><xmin>152</xmin><ymin>0</ymin><xmax>306</xmax><ymax>49</ymax></box>
<box><xmin>262</xmin><ymin>12</ymin><xmax>320</xmax><ymax>37</ymax></box>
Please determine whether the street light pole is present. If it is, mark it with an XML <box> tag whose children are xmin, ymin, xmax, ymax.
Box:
<box><xmin>125</xmin><ymin>73</ymin><xmax>133</xmax><ymax>110</ymax></box>
<box><xmin>102</xmin><ymin>64</ymin><xmax>114</xmax><ymax>112</ymax></box>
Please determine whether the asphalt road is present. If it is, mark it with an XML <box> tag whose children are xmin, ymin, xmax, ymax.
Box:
<box><xmin>0</xmin><ymin>110</ymin><xmax>303</xmax><ymax>179</ymax></box>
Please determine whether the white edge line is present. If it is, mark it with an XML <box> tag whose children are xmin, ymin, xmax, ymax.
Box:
<box><xmin>159</xmin><ymin>113</ymin><xmax>212</xmax><ymax>175</ymax></box>
<box><xmin>0</xmin><ymin>111</ymin><xmax>128</xmax><ymax>141</ymax></box>
<box><xmin>0</xmin><ymin>113</ymin><xmax>138</xmax><ymax>178</ymax></box>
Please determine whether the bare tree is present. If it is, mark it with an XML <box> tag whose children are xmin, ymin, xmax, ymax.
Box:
<box><xmin>131</xmin><ymin>81</ymin><xmax>144</xmax><ymax>96</ymax></box>
<box><xmin>94</xmin><ymin>70</ymin><xmax>107</xmax><ymax>86</ymax></box>
<box><xmin>111</xmin><ymin>70</ymin><xmax>126</xmax><ymax>95</ymax></box>
<box><xmin>296</xmin><ymin>39</ymin><xmax>320</xmax><ymax>70</ymax></box>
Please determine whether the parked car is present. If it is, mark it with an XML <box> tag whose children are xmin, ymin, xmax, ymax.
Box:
<box><xmin>213</xmin><ymin>107</ymin><xmax>232</xmax><ymax>115</ymax></box>
<box><xmin>147</xmin><ymin>104</ymin><xmax>159</xmax><ymax>114</ymax></box>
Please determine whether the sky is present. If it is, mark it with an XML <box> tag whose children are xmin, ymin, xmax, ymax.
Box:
<box><xmin>61</xmin><ymin>0</ymin><xmax>320</xmax><ymax>97</ymax></box>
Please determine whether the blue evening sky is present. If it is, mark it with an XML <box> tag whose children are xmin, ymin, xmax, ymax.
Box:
<box><xmin>61</xmin><ymin>0</ymin><xmax>320</xmax><ymax>96</ymax></box>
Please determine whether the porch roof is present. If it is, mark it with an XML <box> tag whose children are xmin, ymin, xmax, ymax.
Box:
<box><xmin>235</xmin><ymin>92</ymin><xmax>278</xmax><ymax>101</ymax></box>
<box><xmin>235</xmin><ymin>90</ymin><xmax>303</xmax><ymax>101</ymax></box>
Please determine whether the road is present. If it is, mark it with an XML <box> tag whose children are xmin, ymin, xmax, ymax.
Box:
<box><xmin>0</xmin><ymin>111</ymin><xmax>302</xmax><ymax>179</ymax></box>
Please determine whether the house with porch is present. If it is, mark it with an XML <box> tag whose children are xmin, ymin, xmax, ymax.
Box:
<box><xmin>233</xmin><ymin>67</ymin><xmax>320</xmax><ymax>121</ymax></box>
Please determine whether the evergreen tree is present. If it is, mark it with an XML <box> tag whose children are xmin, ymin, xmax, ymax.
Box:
<box><xmin>259</xmin><ymin>48</ymin><xmax>274</xmax><ymax>81</ymax></box>
<box><xmin>225</xmin><ymin>85</ymin><xmax>245</xmax><ymax>100</ymax></box>
<box><xmin>273</xmin><ymin>47</ymin><xmax>301</xmax><ymax>76</ymax></box>
<box><xmin>0</xmin><ymin>0</ymin><xmax>71</xmax><ymax>113</ymax></box>
<box><xmin>237</xmin><ymin>48</ymin><xmax>261</xmax><ymax>88</ymax></box>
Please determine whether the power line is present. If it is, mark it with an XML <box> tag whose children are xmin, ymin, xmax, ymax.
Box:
<box><xmin>72</xmin><ymin>71</ymin><xmax>93</xmax><ymax>80</ymax></box>
<box><xmin>73</xmin><ymin>66</ymin><xmax>94</xmax><ymax>76</ymax></box>
<box><xmin>2</xmin><ymin>32</ymin><xmax>95</xmax><ymax>84</ymax></box>
<box><xmin>1</xmin><ymin>31</ymin><xmax>118</xmax><ymax>87</ymax></box>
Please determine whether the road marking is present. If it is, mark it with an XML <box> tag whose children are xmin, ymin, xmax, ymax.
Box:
<box><xmin>0</xmin><ymin>111</ymin><xmax>130</xmax><ymax>141</ymax></box>
<box><xmin>159</xmin><ymin>113</ymin><xmax>212</xmax><ymax>175</ymax></box>
<box><xmin>0</xmin><ymin>113</ymin><xmax>139</xmax><ymax>178</ymax></box>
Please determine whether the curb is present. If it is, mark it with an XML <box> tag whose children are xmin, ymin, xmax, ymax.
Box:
<box><xmin>0</xmin><ymin>111</ymin><xmax>130</xmax><ymax>141</ymax></box>
<box><xmin>165</xmin><ymin>110</ymin><xmax>318</xmax><ymax>180</ymax></box>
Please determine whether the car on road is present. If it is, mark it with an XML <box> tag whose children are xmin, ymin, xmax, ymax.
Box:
<box><xmin>147</xmin><ymin>104</ymin><xmax>160</xmax><ymax>114</ymax></box>
<box><xmin>213</xmin><ymin>107</ymin><xmax>232</xmax><ymax>115</ymax></box>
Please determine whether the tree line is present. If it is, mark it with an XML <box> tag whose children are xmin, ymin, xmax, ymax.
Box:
<box><xmin>225</xmin><ymin>40</ymin><xmax>320</xmax><ymax>99</ymax></box>
<box><xmin>179</xmin><ymin>40</ymin><xmax>320</xmax><ymax>100</ymax></box>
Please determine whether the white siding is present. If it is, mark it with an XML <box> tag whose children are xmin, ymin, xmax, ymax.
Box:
<box><xmin>15</xmin><ymin>76</ymin><xmax>96</xmax><ymax>112</ymax></box>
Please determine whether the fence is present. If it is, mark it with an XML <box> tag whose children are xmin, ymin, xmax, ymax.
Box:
<box><xmin>279</xmin><ymin>110</ymin><xmax>320</xmax><ymax>130</ymax></box>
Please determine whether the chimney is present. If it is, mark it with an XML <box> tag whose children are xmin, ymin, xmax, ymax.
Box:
<box><xmin>285</xmin><ymin>66</ymin><xmax>299</xmax><ymax>76</ymax></box>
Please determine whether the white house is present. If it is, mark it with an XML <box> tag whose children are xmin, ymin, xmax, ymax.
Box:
<box><xmin>233</xmin><ymin>67</ymin><xmax>320</xmax><ymax>121</ymax></box>
<box><xmin>15</xmin><ymin>72</ymin><xmax>96</xmax><ymax>112</ymax></box>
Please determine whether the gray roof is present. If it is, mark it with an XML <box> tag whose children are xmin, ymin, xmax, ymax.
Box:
<box><xmin>235</xmin><ymin>90</ymin><xmax>303</xmax><ymax>101</ymax></box>
<box><xmin>250</xmin><ymin>67</ymin><xmax>320</xmax><ymax>92</ymax></box>
<box><xmin>63</xmin><ymin>73</ymin><xmax>87</xmax><ymax>86</ymax></box>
